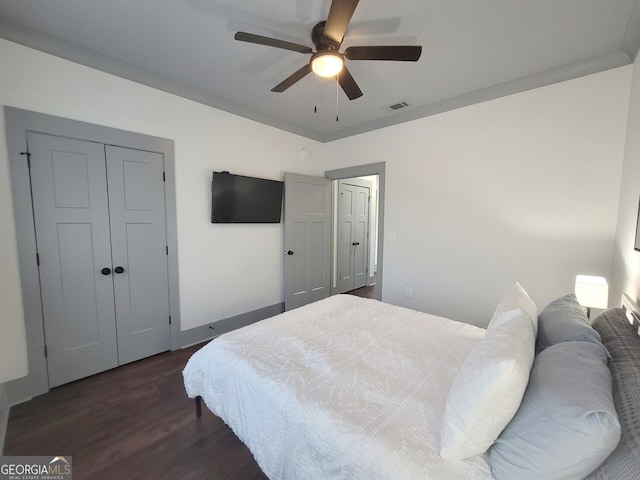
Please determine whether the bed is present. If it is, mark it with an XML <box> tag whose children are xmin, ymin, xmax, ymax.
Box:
<box><xmin>183</xmin><ymin>285</ymin><xmax>640</xmax><ymax>480</ymax></box>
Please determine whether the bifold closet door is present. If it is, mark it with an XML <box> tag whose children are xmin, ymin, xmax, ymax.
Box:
<box><xmin>28</xmin><ymin>132</ymin><xmax>119</xmax><ymax>387</ymax></box>
<box><xmin>336</xmin><ymin>180</ymin><xmax>370</xmax><ymax>294</ymax></box>
<box><xmin>352</xmin><ymin>184</ymin><xmax>369</xmax><ymax>290</ymax></box>
<box><xmin>28</xmin><ymin>134</ymin><xmax>171</xmax><ymax>387</ymax></box>
<box><xmin>106</xmin><ymin>146</ymin><xmax>170</xmax><ymax>365</ymax></box>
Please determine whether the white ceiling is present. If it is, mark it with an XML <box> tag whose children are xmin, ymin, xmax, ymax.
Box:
<box><xmin>1</xmin><ymin>0</ymin><xmax>639</xmax><ymax>142</ymax></box>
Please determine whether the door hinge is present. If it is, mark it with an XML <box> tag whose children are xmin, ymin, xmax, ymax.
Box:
<box><xmin>36</xmin><ymin>253</ymin><xmax>40</xmax><ymax>265</ymax></box>
<box><xmin>166</xmin><ymin>245</ymin><xmax>169</xmax><ymax>255</ymax></box>
<box><xmin>169</xmin><ymin>316</ymin><xmax>172</xmax><ymax>325</ymax></box>
<box><xmin>20</xmin><ymin>151</ymin><xmax>31</xmax><ymax>168</ymax></box>
<box><xmin>44</xmin><ymin>344</ymin><xmax>48</xmax><ymax>358</ymax></box>
<box><xmin>163</xmin><ymin>171</ymin><xmax>166</xmax><ymax>182</ymax></box>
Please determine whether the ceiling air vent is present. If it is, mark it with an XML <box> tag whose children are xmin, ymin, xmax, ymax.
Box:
<box><xmin>386</xmin><ymin>101</ymin><xmax>410</xmax><ymax>112</ymax></box>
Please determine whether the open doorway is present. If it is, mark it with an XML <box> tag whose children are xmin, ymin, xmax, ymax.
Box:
<box><xmin>331</xmin><ymin>176</ymin><xmax>379</xmax><ymax>298</ymax></box>
<box><xmin>325</xmin><ymin>162</ymin><xmax>385</xmax><ymax>302</ymax></box>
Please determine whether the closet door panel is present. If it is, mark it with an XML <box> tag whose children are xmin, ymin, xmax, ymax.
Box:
<box><xmin>27</xmin><ymin>132</ymin><xmax>118</xmax><ymax>387</ymax></box>
<box><xmin>106</xmin><ymin>146</ymin><xmax>170</xmax><ymax>365</ymax></box>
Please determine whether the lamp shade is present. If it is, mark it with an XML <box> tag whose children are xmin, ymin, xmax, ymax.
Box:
<box><xmin>574</xmin><ymin>275</ymin><xmax>608</xmax><ymax>309</ymax></box>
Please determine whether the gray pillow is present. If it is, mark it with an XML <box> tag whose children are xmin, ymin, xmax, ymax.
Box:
<box><xmin>536</xmin><ymin>293</ymin><xmax>602</xmax><ymax>353</ymax></box>
<box><xmin>490</xmin><ymin>341</ymin><xmax>621</xmax><ymax>480</ymax></box>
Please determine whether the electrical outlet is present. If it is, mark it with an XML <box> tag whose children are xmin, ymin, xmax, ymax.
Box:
<box><xmin>405</xmin><ymin>287</ymin><xmax>413</xmax><ymax>298</ymax></box>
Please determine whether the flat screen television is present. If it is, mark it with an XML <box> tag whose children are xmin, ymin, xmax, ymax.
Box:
<box><xmin>211</xmin><ymin>171</ymin><xmax>284</xmax><ymax>223</ymax></box>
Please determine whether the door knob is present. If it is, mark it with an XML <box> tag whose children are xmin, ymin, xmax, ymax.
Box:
<box><xmin>114</xmin><ymin>266</ymin><xmax>125</xmax><ymax>274</ymax></box>
<box><xmin>285</xmin><ymin>250</ymin><xmax>294</xmax><ymax>255</ymax></box>
<box><xmin>101</xmin><ymin>267</ymin><xmax>112</xmax><ymax>275</ymax></box>
<box><xmin>352</xmin><ymin>242</ymin><xmax>360</xmax><ymax>246</ymax></box>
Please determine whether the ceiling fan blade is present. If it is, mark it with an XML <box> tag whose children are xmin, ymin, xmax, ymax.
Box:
<box><xmin>235</xmin><ymin>32</ymin><xmax>312</xmax><ymax>54</ymax></box>
<box><xmin>324</xmin><ymin>0</ymin><xmax>360</xmax><ymax>47</ymax></box>
<box><xmin>338</xmin><ymin>66</ymin><xmax>363</xmax><ymax>100</ymax></box>
<box><xmin>271</xmin><ymin>64</ymin><xmax>313</xmax><ymax>92</ymax></box>
<box><xmin>345</xmin><ymin>45</ymin><xmax>422</xmax><ymax>61</ymax></box>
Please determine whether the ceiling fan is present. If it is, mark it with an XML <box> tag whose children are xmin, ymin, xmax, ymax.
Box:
<box><xmin>234</xmin><ymin>0</ymin><xmax>422</xmax><ymax>100</ymax></box>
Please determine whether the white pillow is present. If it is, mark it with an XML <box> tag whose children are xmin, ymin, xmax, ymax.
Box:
<box><xmin>488</xmin><ymin>282</ymin><xmax>538</xmax><ymax>335</ymax></box>
<box><xmin>440</xmin><ymin>306</ymin><xmax>536</xmax><ymax>460</ymax></box>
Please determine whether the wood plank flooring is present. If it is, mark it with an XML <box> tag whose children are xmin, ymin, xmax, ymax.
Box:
<box><xmin>4</xmin><ymin>344</ymin><xmax>267</xmax><ymax>480</ymax></box>
<box><xmin>347</xmin><ymin>284</ymin><xmax>376</xmax><ymax>299</ymax></box>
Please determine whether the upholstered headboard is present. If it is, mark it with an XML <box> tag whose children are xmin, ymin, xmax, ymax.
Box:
<box><xmin>621</xmin><ymin>293</ymin><xmax>640</xmax><ymax>330</ymax></box>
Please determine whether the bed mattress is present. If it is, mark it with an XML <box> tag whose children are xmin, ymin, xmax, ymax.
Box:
<box><xmin>183</xmin><ymin>294</ymin><xmax>492</xmax><ymax>479</ymax></box>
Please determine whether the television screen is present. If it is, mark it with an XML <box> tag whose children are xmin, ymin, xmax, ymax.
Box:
<box><xmin>211</xmin><ymin>171</ymin><xmax>284</xmax><ymax>223</ymax></box>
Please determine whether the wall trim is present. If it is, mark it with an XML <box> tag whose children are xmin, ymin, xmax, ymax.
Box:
<box><xmin>180</xmin><ymin>302</ymin><xmax>285</xmax><ymax>348</ymax></box>
<box><xmin>0</xmin><ymin>383</ymin><xmax>8</xmax><ymax>454</ymax></box>
<box><xmin>0</xmin><ymin>408</ymin><xmax>7</xmax><ymax>455</ymax></box>
<box><xmin>0</xmin><ymin>24</ymin><xmax>631</xmax><ymax>143</ymax></box>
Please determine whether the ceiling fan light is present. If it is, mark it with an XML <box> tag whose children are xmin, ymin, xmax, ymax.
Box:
<box><xmin>311</xmin><ymin>52</ymin><xmax>344</xmax><ymax>77</ymax></box>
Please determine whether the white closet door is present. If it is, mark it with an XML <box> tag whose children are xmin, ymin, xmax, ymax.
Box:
<box><xmin>336</xmin><ymin>178</ymin><xmax>370</xmax><ymax>293</ymax></box>
<box><xmin>106</xmin><ymin>146</ymin><xmax>170</xmax><ymax>365</ymax></box>
<box><xmin>28</xmin><ymin>132</ymin><xmax>118</xmax><ymax>387</ymax></box>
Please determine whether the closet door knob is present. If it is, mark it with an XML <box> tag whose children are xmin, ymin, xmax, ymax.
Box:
<box><xmin>101</xmin><ymin>267</ymin><xmax>112</xmax><ymax>275</ymax></box>
<box><xmin>114</xmin><ymin>266</ymin><xmax>125</xmax><ymax>274</ymax></box>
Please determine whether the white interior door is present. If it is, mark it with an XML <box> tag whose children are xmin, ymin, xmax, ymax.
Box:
<box><xmin>28</xmin><ymin>132</ymin><xmax>118</xmax><ymax>387</ymax></box>
<box><xmin>106</xmin><ymin>146</ymin><xmax>170</xmax><ymax>365</ymax></box>
<box><xmin>283</xmin><ymin>173</ymin><xmax>331</xmax><ymax>311</ymax></box>
<box><xmin>336</xmin><ymin>178</ymin><xmax>370</xmax><ymax>294</ymax></box>
<box><xmin>352</xmin><ymin>182</ymin><xmax>370</xmax><ymax>289</ymax></box>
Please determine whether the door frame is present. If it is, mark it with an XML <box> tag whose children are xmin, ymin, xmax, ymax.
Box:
<box><xmin>4</xmin><ymin>106</ymin><xmax>181</xmax><ymax>404</ymax></box>
<box><xmin>325</xmin><ymin>162</ymin><xmax>385</xmax><ymax>302</ymax></box>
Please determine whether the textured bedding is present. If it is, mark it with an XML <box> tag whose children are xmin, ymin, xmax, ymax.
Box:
<box><xmin>183</xmin><ymin>294</ymin><xmax>492</xmax><ymax>480</ymax></box>
<box><xmin>588</xmin><ymin>308</ymin><xmax>640</xmax><ymax>479</ymax></box>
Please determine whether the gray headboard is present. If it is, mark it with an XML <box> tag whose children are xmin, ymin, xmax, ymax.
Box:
<box><xmin>587</xmin><ymin>296</ymin><xmax>640</xmax><ymax>479</ymax></box>
<box><xmin>621</xmin><ymin>293</ymin><xmax>640</xmax><ymax>329</ymax></box>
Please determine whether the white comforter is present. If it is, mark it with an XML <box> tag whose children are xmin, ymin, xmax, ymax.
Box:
<box><xmin>183</xmin><ymin>294</ymin><xmax>493</xmax><ymax>480</ymax></box>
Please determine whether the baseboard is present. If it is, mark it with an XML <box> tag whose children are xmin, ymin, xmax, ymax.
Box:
<box><xmin>0</xmin><ymin>383</ymin><xmax>8</xmax><ymax>454</ymax></box>
<box><xmin>180</xmin><ymin>302</ymin><xmax>285</xmax><ymax>348</ymax></box>
<box><xmin>0</xmin><ymin>407</ymin><xmax>7</xmax><ymax>455</ymax></box>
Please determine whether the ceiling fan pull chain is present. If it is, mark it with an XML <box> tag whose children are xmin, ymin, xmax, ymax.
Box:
<box><xmin>314</xmin><ymin>75</ymin><xmax>318</xmax><ymax>114</ymax></box>
<box><xmin>336</xmin><ymin>76</ymin><xmax>339</xmax><ymax>122</ymax></box>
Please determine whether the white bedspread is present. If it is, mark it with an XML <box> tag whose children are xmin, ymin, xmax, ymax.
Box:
<box><xmin>183</xmin><ymin>294</ymin><xmax>493</xmax><ymax>480</ymax></box>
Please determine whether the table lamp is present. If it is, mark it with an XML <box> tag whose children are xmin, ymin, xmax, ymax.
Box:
<box><xmin>574</xmin><ymin>275</ymin><xmax>609</xmax><ymax>319</ymax></box>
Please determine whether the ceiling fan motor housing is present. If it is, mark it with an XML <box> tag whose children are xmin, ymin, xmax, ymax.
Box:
<box><xmin>312</xmin><ymin>21</ymin><xmax>338</xmax><ymax>51</ymax></box>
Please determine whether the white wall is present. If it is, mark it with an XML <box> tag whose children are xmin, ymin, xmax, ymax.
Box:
<box><xmin>0</xmin><ymin>38</ymin><xmax>325</xmax><ymax>383</ymax></box>
<box><xmin>0</xmin><ymin>36</ymin><xmax>634</xmax><ymax>387</ymax></box>
<box><xmin>326</xmin><ymin>67</ymin><xmax>631</xmax><ymax>327</ymax></box>
<box><xmin>612</xmin><ymin>52</ymin><xmax>640</xmax><ymax>304</ymax></box>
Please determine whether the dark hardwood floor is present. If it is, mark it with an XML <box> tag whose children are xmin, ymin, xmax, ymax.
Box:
<box><xmin>4</xmin><ymin>344</ymin><xmax>267</xmax><ymax>480</ymax></box>
<box><xmin>346</xmin><ymin>284</ymin><xmax>376</xmax><ymax>299</ymax></box>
